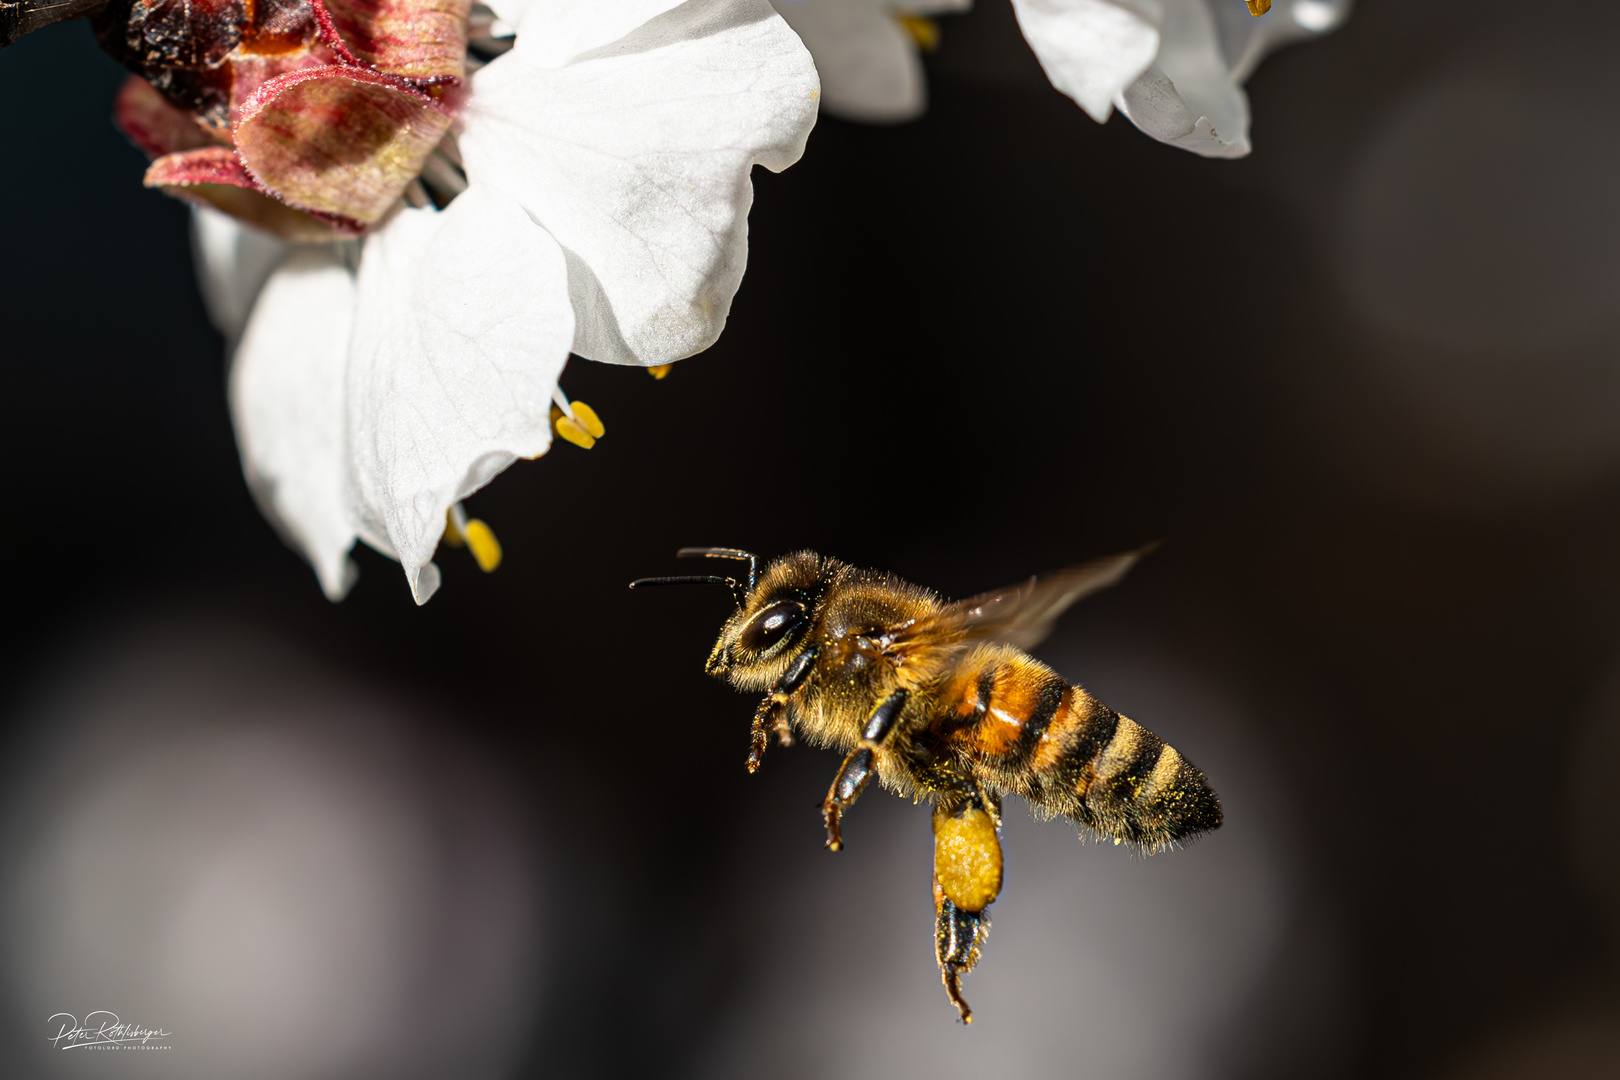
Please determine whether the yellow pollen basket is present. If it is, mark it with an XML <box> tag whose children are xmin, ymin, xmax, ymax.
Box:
<box><xmin>552</xmin><ymin>400</ymin><xmax>605</xmax><ymax>449</ymax></box>
<box><xmin>648</xmin><ymin>364</ymin><xmax>673</xmax><ymax>380</ymax></box>
<box><xmin>1245</xmin><ymin>0</ymin><xmax>1271</xmax><ymax>14</ymax></box>
<box><xmin>896</xmin><ymin>15</ymin><xmax>940</xmax><ymax>52</ymax></box>
<box><xmin>933</xmin><ymin>805</ymin><xmax>1003</xmax><ymax>911</ymax></box>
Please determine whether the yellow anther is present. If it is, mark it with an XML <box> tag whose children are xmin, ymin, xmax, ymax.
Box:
<box><xmin>897</xmin><ymin>14</ymin><xmax>940</xmax><ymax>52</ymax></box>
<box><xmin>648</xmin><ymin>364</ymin><xmax>673</xmax><ymax>380</ymax></box>
<box><xmin>569</xmin><ymin>400</ymin><xmax>606</xmax><ymax>439</ymax></box>
<box><xmin>463</xmin><ymin>518</ymin><xmax>502</xmax><ymax>572</ymax></box>
<box><xmin>1245</xmin><ymin>0</ymin><xmax>1271</xmax><ymax>15</ymax></box>
<box><xmin>550</xmin><ymin>397</ymin><xmax>604</xmax><ymax>449</ymax></box>
<box><xmin>442</xmin><ymin>509</ymin><xmax>466</xmax><ymax>547</ymax></box>
<box><xmin>554</xmin><ymin>413</ymin><xmax>596</xmax><ymax>449</ymax></box>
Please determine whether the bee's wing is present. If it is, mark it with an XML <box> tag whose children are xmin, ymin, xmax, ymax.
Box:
<box><xmin>894</xmin><ymin>549</ymin><xmax>1150</xmax><ymax>654</ymax></box>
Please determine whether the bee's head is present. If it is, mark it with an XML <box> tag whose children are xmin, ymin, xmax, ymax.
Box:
<box><xmin>630</xmin><ymin>549</ymin><xmax>835</xmax><ymax>692</ymax></box>
<box><xmin>706</xmin><ymin>551</ymin><xmax>840</xmax><ymax>689</ymax></box>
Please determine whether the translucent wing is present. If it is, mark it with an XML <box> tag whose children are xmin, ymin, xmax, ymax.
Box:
<box><xmin>891</xmin><ymin>548</ymin><xmax>1151</xmax><ymax>655</ymax></box>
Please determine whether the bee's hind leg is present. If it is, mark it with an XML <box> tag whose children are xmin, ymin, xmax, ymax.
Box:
<box><xmin>934</xmin><ymin>882</ymin><xmax>988</xmax><ymax>1023</ymax></box>
<box><xmin>820</xmin><ymin>689</ymin><xmax>909</xmax><ymax>851</ymax></box>
<box><xmin>746</xmin><ymin>647</ymin><xmax>818</xmax><ymax>773</ymax></box>
<box><xmin>930</xmin><ymin>792</ymin><xmax>1004</xmax><ymax>1023</ymax></box>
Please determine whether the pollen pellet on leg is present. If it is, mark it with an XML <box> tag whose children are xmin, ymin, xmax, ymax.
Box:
<box><xmin>463</xmin><ymin>519</ymin><xmax>502</xmax><ymax>572</ymax></box>
<box><xmin>648</xmin><ymin>364</ymin><xmax>673</xmax><ymax>380</ymax></box>
<box><xmin>1246</xmin><ymin>0</ymin><xmax>1271</xmax><ymax>15</ymax></box>
<box><xmin>932</xmin><ymin>803</ymin><xmax>1003</xmax><ymax>912</ymax></box>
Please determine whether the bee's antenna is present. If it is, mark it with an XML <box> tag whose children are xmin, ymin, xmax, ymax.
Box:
<box><xmin>628</xmin><ymin>575</ymin><xmax>746</xmax><ymax>608</ymax></box>
<box><xmin>675</xmin><ymin>547</ymin><xmax>758</xmax><ymax>593</ymax></box>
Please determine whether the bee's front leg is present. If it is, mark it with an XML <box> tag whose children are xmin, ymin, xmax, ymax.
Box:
<box><xmin>746</xmin><ymin>696</ymin><xmax>782</xmax><ymax>774</ymax></box>
<box><xmin>746</xmin><ymin>646</ymin><xmax>819</xmax><ymax>774</ymax></box>
<box><xmin>820</xmin><ymin>689</ymin><xmax>909</xmax><ymax>851</ymax></box>
<box><xmin>931</xmin><ymin>793</ymin><xmax>1003</xmax><ymax>1023</ymax></box>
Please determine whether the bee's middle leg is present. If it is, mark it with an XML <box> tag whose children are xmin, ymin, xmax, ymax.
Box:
<box><xmin>821</xmin><ymin>689</ymin><xmax>909</xmax><ymax>851</ymax></box>
<box><xmin>746</xmin><ymin>647</ymin><xmax>818</xmax><ymax>773</ymax></box>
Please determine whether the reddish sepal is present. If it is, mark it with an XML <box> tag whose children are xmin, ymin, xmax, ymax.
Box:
<box><xmin>235</xmin><ymin>64</ymin><xmax>451</xmax><ymax>223</ymax></box>
<box><xmin>322</xmin><ymin>0</ymin><xmax>470</xmax><ymax>81</ymax></box>
<box><xmin>114</xmin><ymin>75</ymin><xmax>225</xmax><ymax>158</ymax></box>
<box><xmin>228</xmin><ymin>49</ymin><xmax>337</xmax><ymax>129</ymax></box>
<box><xmin>146</xmin><ymin>146</ymin><xmax>367</xmax><ymax>241</ymax></box>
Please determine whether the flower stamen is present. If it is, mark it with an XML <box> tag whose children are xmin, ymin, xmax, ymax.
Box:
<box><xmin>1245</xmin><ymin>0</ymin><xmax>1271</xmax><ymax>15</ymax></box>
<box><xmin>551</xmin><ymin>387</ymin><xmax>606</xmax><ymax>449</ymax></box>
<box><xmin>445</xmin><ymin>503</ymin><xmax>503</xmax><ymax>572</ymax></box>
<box><xmin>896</xmin><ymin>15</ymin><xmax>941</xmax><ymax>53</ymax></box>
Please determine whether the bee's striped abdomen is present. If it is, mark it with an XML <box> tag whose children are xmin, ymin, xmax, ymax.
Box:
<box><xmin>1058</xmin><ymin>707</ymin><xmax>1223</xmax><ymax>848</ymax></box>
<box><xmin>935</xmin><ymin>645</ymin><xmax>1222</xmax><ymax>850</ymax></box>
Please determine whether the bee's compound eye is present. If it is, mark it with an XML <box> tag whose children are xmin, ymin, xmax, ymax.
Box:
<box><xmin>739</xmin><ymin>600</ymin><xmax>808</xmax><ymax>655</ymax></box>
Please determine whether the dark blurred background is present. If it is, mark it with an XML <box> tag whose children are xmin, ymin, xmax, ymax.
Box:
<box><xmin>4</xmin><ymin>0</ymin><xmax>1620</xmax><ymax>1076</ymax></box>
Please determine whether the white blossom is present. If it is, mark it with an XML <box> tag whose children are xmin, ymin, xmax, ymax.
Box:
<box><xmin>216</xmin><ymin>0</ymin><xmax>819</xmax><ymax>603</ymax></box>
<box><xmin>769</xmin><ymin>0</ymin><xmax>970</xmax><ymax>122</ymax></box>
<box><xmin>1013</xmin><ymin>0</ymin><xmax>1351</xmax><ymax>157</ymax></box>
<box><xmin>774</xmin><ymin>0</ymin><xmax>1348</xmax><ymax>155</ymax></box>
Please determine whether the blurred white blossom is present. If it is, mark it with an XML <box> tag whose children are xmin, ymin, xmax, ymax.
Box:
<box><xmin>770</xmin><ymin>0</ymin><xmax>970</xmax><ymax>121</ymax></box>
<box><xmin>775</xmin><ymin>0</ymin><xmax>1349</xmax><ymax>155</ymax></box>
<box><xmin>1015</xmin><ymin>0</ymin><xmax>1351</xmax><ymax>157</ymax></box>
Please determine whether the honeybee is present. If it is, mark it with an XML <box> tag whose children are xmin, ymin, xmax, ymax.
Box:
<box><xmin>631</xmin><ymin>547</ymin><xmax>1223</xmax><ymax>1022</ymax></box>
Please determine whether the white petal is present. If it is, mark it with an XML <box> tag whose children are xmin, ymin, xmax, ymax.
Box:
<box><xmin>230</xmin><ymin>248</ymin><xmax>360</xmax><ymax>601</ymax></box>
<box><xmin>345</xmin><ymin>186</ymin><xmax>574</xmax><ymax>604</ymax></box>
<box><xmin>1009</xmin><ymin>0</ymin><xmax>1160</xmax><ymax>123</ymax></box>
<box><xmin>900</xmin><ymin>0</ymin><xmax>971</xmax><ymax>13</ymax></box>
<box><xmin>770</xmin><ymin>0</ymin><xmax>926</xmax><ymax>123</ymax></box>
<box><xmin>1217</xmin><ymin>0</ymin><xmax>1351</xmax><ymax>80</ymax></box>
<box><xmin>501</xmin><ymin>0</ymin><xmax>687</xmax><ymax>68</ymax></box>
<box><xmin>1114</xmin><ymin>0</ymin><xmax>1246</xmax><ymax>156</ymax></box>
<box><xmin>1116</xmin><ymin>0</ymin><xmax>1353</xmax><ymax>158</ymax></box>
<box><xmin>461</xmin><ymin>0</ymin><xmax>819</xmax><ymax>366</ymax></box>
<box><xmin>191</xmin><ymin>206</ymin><xmax>291</xmax><ymax>342</ymax></box>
